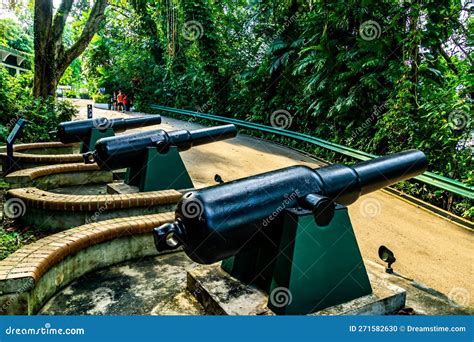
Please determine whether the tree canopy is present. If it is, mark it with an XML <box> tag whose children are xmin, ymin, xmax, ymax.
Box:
<box><xmin>0</xmin><ymin>0</ymin><xmax>472</xmax><ymax>217</ymax></box>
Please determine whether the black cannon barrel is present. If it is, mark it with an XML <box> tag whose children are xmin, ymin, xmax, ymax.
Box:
<box><xmin>167</xmin><ymin>125</ymin><xmax>239</xmax><ymax>151</ymax></box>
<box><xmin>153</xmin><ymin>150</ymin><xmax>427</xmax><ymax>264</ymax></box>
<box><xmin>57</xmin><ymin>116</ymin><xmax>162</xmax><ymax>144</ymax></box>
<box><xmin>84</xmin><ymin>124</ymin><xmax>237</xmax><ymax>170</ymax></box>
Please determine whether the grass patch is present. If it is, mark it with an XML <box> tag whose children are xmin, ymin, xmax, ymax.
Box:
<box><xmin>0</xmin><ymin>178</ymin><xmax>44</xmax><ymax>260</ymax></box>
<box><xmin>0</xmin><ymin>226</ymin><xmax>40</xmax><ymax>260</ymax></box>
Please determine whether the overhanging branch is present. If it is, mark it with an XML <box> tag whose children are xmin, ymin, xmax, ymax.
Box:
<box><xmin>436</xmin><ymin>44</ymin><xmax>459</xmax><ymax>75</ymax></box>
<box><xmin>52</xmin><ymin>0</ymin><xmax>74</xmax><ymax>42</ymax></box>
<box><xmin>60</xmin><ymin>0</ymin><xmax>108</xmax><ymax>74</ymax></box>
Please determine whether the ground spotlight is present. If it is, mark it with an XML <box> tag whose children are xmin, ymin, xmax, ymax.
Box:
<box><xmin>378</xmin><ymin>245</ymin><xmax>396</xmax><ymax>274</ymax></box>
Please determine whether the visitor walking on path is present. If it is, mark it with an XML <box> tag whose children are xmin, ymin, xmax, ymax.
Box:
<box><xmin>123</xmin><ymin>94</ymin><xmax>128</xmax><ymax>112</ymax></box>
<box><xmin>109</xmin><ymin>94</ymin><xmax>114</xmax><ymax>110</ymax></box>
<box><xmin>117</xmin><ymin>91</ymin><xmax>124</xmax><ymax>112</ymax></box>
<box><xmin>112</xmin><ymin>92</ymin><xmax>117</xmax><ymax>110</ymax></box>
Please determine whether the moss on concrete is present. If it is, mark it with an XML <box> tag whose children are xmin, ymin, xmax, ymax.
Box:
<box><xmin>0</xmin><ymin>233</ymin><xmax>178</xmax><ymax>315</ymax></box>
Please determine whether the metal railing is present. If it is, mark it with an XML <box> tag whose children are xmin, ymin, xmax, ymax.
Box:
<box><xmin>150</xmin><ymin>104</ymin><xmax>474</xmax><ymax>200</ymax></box>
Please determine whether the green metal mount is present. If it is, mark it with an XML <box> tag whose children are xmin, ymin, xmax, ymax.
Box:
<box><xmin>125</xmin><ymin>146</ymin><xmax>194</xmax><ymax>192</ymax></box>
<box><xmin>80</xmin><ymin>128</ymin><xmax>115</xmax><ymax>153</ymax></box>
<box><xmin>221</xmin><ymin>204</ymin><xmax>372</xmax><ymax>315</ymax></box>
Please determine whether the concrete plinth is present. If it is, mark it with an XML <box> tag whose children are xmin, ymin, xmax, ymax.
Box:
<box><xmin>107</xmin><ymin>182</ymin><xmax>139</xmax><ymax>194</ymax></box>
<box><xmin>107</xmin><ymin>181</ymin><xmax>192</xmax><ymax>195</ymax></box>
<box><xmin>187</xmin><ymin>261</ymin><xmax>407</xmax><ymax>315</ymax></box>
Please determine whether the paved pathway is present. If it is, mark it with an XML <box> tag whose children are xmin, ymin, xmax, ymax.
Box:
<box><xmin>69</xmin><ymin>100</ymin><xmax>473</xmax><ymax>306</ymax></box>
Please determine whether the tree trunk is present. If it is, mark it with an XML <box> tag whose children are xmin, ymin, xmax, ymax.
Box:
<box><xmin>33</xmin><ymin>0</ymin><xmax>55</xmax><ymax>98</ymax></box>
<box><xmin>33</xmin><ymin>0</ymin><xmax>107</xmax><ymax>98</ymax></box>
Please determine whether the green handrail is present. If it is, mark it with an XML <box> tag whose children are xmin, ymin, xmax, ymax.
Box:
<box><xmin>150</xmin><ymin>104</ymin><xmax>474</xmax><ymax>200</ymax></box>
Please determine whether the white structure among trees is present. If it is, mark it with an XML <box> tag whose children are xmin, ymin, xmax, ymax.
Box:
<box><xmin>0</xmin><ymin>45</ymin><xmax>30</xmax><ymax>75</ymax></box>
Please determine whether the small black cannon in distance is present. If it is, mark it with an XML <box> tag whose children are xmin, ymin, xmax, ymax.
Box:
<box><xmin>56</xmin><ymin>116</ymin><xmax>162</xmax><ymax>152</ymax></box>
<box><xmin>153</xmin><ymin>150</ymin><xmax>427</xmax><ymax>314</ymax></box>
<box><xmin>84</xmin><ymin>124</ymin><xmax>238</xmax><ymax>191</ymax></box>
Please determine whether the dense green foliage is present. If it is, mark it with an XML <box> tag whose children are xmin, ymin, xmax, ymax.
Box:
<box><xmin>0</xmin><ymin>177</ymin><xmax>44</xmax><ymax>259</ymax></box>
<box><xmin>0</xmin><ymin>67</ymin><xmax>77</xmax><ymax>143</ymax></box>
<box><xmin>0</xmin><ymin>11</ymin><xmax>78</xmax><ymax>141</ymax></box>
<box><xmin>0</xmin><ymin>18</ymin><xmax>32</xmax><ymax>53</ymax></box>
<box><xmin>82</xmin><ymin>0</ymin><xmax>472</xmax><ymax>217</ymax></box>
<box><xmin>1</xmin><ymin>1</ymin><xmax>472</xmax><ymax>217</ymax></box>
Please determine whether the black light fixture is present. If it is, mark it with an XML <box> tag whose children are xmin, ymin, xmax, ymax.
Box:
<box><xmin>378</xmin><ymin>245</ymin><xmax>396</xmax><ymax>274</ymax></box>
<box><xmin>214</xmin><ymin>174</ymin><xmax>224</xmax><ymax>184</ymax></box>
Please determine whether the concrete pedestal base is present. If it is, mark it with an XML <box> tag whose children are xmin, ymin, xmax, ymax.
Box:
<box><xmin>107</xmin><ymin>181</ymin><xmax>193</xmax><ymax>195</ymax></box>
<box><xmin>107</xmin><ymin>182</ymin><xmax>139</xmax><ymax>194</ymax></box>
<box><xmin>187</xmin><ymin>261</ymin><xmax>406</xmax><ymax>315</ymax></box>
<box><xmin>112</xmin><ymin>169</ymin><xmax>127</xmax><ymax>180</ymax></box>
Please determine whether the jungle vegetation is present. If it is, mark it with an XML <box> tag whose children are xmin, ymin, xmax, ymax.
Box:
<box><xmin>0</xmin><ymin>0</ymin><xmax>472</xmax><ymax>218</ymax></box>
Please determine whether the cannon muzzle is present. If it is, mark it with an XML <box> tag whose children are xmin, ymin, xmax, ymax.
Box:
<box><xmin>57</xmin><ymin>116</ymin><xmax>162</xmax><ymax>144</ymax></box>
<box><xmin>167</xmin><ymin>125</ymin><xmax>238</xmax><ymax>150</ymax></box>
<box><xmin>353</xmin><ymin>150</ymin><xmax>426</xmax><ymax>195</ymax></box>
<box><xmin>84</xmin><ymin>124</ymin><xmax>237</xmax><ymax>170</ymax></box>
<box><xmin>153</xmin><ymin>150</ymin><xmax>427</xmax><ymax>264</ymax></box>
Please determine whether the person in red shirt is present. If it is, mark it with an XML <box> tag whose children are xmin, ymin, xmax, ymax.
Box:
<box><xmin>117</xmin><ymin>91</ymin><xmax>124</xmax><ymax>112</ymax></box>
<box><xmin>123</xmin><ymin>94</ymin><xmax>128</xmax><ymax>112</ymax></box>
